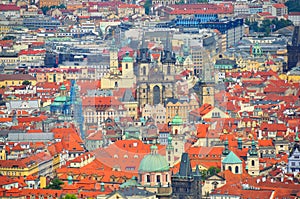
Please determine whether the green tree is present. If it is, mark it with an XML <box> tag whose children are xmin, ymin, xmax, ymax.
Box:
<box><xmin>58</xmin><ymin>4</ymin><xmax>66</xmax><ymax>9</ymax></box>
<box><xmin>63</xmin><ymin>194</ymin><xmax>77</xmax><ymax>199</ymax></box>
<box><xmin>22</xmin><ymin>80</ymin><xmax>31</xmax><ymax>86</ymax></box>
<box><xmin>46</xmin><ymin>178</ymin><xmax>64</xmax><ymax>190</ymax></box>
<box><xmin>2</xmin><ymin>35</ymin><xmax>16</xmax><ymax>40</ymax></box>
<box><xmin>41</xmin><ymin>6</ymin><xmax>50</xmax><ymax>15</ymax></box>
<box><xmin>207</xmin><ymin>166</ymin><xmax>221</xmax><ymax>176</ymax></box>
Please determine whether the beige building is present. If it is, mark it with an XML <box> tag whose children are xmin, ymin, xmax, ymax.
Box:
<box><xmin>117</xmin><ymin>4</ymin><xmax>145</xmax><ymax>18</ymax></box>
<box><xmin>142</xmin><ymin>103</ymin><xmax>166</xmax><ymax>124</ymax></box>
<box><xmin>202</xmin><ymin>174</ymin><xmax>226</xmax><ymax>198</ymax></box>
<box><xmin>101</xmin><ymin>51</ymin><xmax>136</xmax><ymax>89</ymax></box>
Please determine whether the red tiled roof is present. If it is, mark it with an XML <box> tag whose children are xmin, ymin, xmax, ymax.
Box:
<box><xmin>258</xmin><ymin>139</ymin><xmax>273</xmax><ymax>147</ymax></box>
<box><xmin>273</xmin><ymin>3</ymin><xmax>286</xmax><ymax>8</ymax></box>
<box><xmin>82</xmin><ymin>96</ymin><xmax>122</xmax><ymax>106</ymax></box>
<box><xmin>0</xmin><ymin>74</ymin><xmax>35</xmax><ymax>81</ymax></box>
<box><xmin>18</xmin><ymin>49</ymin><xmax>46</xmax><ymax>56</ymax></box>
<box><xmin>0</xmin><ymin>4</ymin><xmax>20</xmax><ymax>11</ymax></box>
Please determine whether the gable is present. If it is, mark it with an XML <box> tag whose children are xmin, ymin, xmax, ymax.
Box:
<box><xmin>202</xmin><ymin>107</ymin><xmax>229</xmax><ymax>119</ymax></box>
<box><xmin>206</xmin><ymin>174</ymin><xmax>226</xmax><ymax>181</ymax></box>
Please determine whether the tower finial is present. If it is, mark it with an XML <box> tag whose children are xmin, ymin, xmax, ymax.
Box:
<box><xmin>296</xmin><ymin>127</ymin><xmax>299</xmax><ymax>142</ymax></box>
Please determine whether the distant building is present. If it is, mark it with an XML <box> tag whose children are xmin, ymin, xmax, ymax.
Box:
<box><xmin>289</xmin><ymin>12</ymin><xmax>300</xmax><ymax>26</ymax></box>
<box><xmin>23</xmin><ymin>17</ymin><xmax>60</xmax><ymax>30</ymax></box>
<box><xmin>271</xmin><ymin>3</ymin><xmax>287</xmax><ymax>17</ymax></box>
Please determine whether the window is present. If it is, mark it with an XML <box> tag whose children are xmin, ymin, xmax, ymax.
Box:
<box><xmin>156</xmin><ymin>175</ymin><xmax>161</xmax><ymax>183</ymax></box>
<box><xmin>125</xmin><ymin>64</ymin><xmax>128</xmax><ymax>69</ymax></box>
<box><xmin>251</xmin><ymin>160</ymin><xmax>255</xmax><ymax>166</ymax></box>
<box><xmin>146</xmin><ymin>175</ymin><xmax>150</xmax><ymax>183</ymax></box>
<box><xmin>228</xmin><ymin>166</ymin><xmax>232</xmax><ymax>172</ymax></box>
<box><xmin>235</xmin><ymin>166</ymin><xmax>239</xmax><ymax>174</ymax></box>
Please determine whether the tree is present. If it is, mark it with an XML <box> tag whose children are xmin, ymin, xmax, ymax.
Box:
<box><xmin>58</xmin><ymin>4</ymin><xmax>66</xmax><ymax>9</ymax></box>
<box><xmin>41</xmin><ymin>6</ymin><xmax>50</xmax><ymax>15</ymax></box>
<box><xmin>63</xmin><ymin>194</ymin><xmax>77</xmax><ymax>199</ymax></box>
<box><xmin>2</xmin><ymin>35</ymin><xmax>16</xmax><ymax>41</ymax></box>
<box><xmin>22</xmin><ymin>80</ymin><xmax>31</xmax><ymax>86</ymax></box>
<box><xmin>207</xmin><ymin>166</ymin><xmax>221</xmax><ymax>176</ymax></box>
<box><xmin>46</xmin><ymin>178</ymin><xmax>64</xmax><ymax>190</ymax></box>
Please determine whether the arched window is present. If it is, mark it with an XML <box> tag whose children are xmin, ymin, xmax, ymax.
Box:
<box><xmin>251</xmin><ymin>160</ymin><xmax>255</xmax><ymax>166</ymax></box>
<box><xmin>146</xmin><ymin>175</ymin><xmax>150</xmax><ymax>183</ymax></box>
<box><xmin>153</xmin><ymin>85</ymin><xmax>160</xmax><ymax>105</ymax></box>
<box><xmin>235</xmin><ymin>166</ymin><xmax>239</xmax><ymax>174</ymax></box>
<box><xmin>143</xmin><ymin>66</ymin><xmax>146</xmax><ymax>75</ymax></box>
<box><xmin>228</xmin><ymin>166</ymin><xmax>232</xmax><ymax>172</ymax></box>
<box><xmin>125</xmin><ymin>64</ymin><xmax>128</xmax><ymax>69</ymax></box>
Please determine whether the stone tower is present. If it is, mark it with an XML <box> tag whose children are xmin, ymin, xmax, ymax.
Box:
<box><xmin>171</xmin><ymin>153</ymin><xmax>202</xmax><ymax>199</ymax></box>
<box><xmin>199</xmin><ymin>52</ymin><xmax>215</xmax><ymax>106</ymax></box>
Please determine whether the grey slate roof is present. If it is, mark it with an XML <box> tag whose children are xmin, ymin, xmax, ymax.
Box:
<box><xmin>120</xmin><ymin>89</ymin><xmax>135</xmax><ymax>102</ymax></box>
<box><xmin>7</xmin><ymin>133</ymin><xmax>54</xmax><ymax>142</ymax></box>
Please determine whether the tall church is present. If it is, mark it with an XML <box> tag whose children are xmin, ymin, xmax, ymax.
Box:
<box><xmin>136</xmin><ymin>35</ymin><xmax>177</xmax><ymax>107</ymax></box>
<box><xmin>287</xmin><ymin>26</ymin><xmax>300</xmax><ymax>72</ymax></box>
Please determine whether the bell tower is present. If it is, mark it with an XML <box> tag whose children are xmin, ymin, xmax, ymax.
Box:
<box><xmin>247</xmin><ymin>140</ymin><xmax>259</xmax><ymax>176</ymax></box>
<box><xmin>109</xmin><ymin>39</ymin><xmax>119</xmax><ymax>75</ymax></box>
<box><xmin>200</xmin><ymin>53</ymin><xmax>215</xmax><ymax>106</ymax></box>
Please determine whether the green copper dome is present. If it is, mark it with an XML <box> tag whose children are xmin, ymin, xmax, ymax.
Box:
<box><xmin>60</xmin><ymin>84</ymin><xmax>67</xmax><ymax>90</ymax></box>
<box><xmin>252</xmin><ymin>42</ymin><xmax>262</xmax><ymax>57</ymax></box>
<box><xmin>222</xmin><ymin>151</ymin><xmax>242</xmax><ymax>164</ymax></box>
<box><xmin>171</xmin><ymin>115</ymin><xmax>183</xmax><ymax>126</ymax></box>
<box><xmin>138</xmin><ymin>153</ymin><xmax>169</xmax><ymax>173</ymax></box>
<box><xmin>122</xmin><ymin>51</ymin><xmax>133</xmax><ymax>62</ymax></box>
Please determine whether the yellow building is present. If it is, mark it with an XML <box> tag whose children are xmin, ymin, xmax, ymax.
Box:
<box><xmin>0</xmin><ymin>150</ymin><xmax>6</xmax><ymax>160</ymax></box>
<box><xmin>52</xmin><ymin>154</ymin><xmax>61</xmax><ymax>171</ymax></box>
<box><xmin>166</xmin><ymin>99</ymin><xmax>198</xmax><ymax>123</ymax></box>
<box><xmin>0</xmin><ymin>74</ymin><xmax>37</xmax><ymax>87</ymax></box>
<box><xmin>280</xmin><ymin>68</ymin><xmax>300</xmax><ymax>82</ymax></box>
<box><xmin>0</xmin><ymin>159</ymin><xmax>38</xmax><ymax>177</ymax></box>
<box><xmin>39</xmin><ymin>0</ymin><xmax>63</xmax><ymax>8</ymax></box>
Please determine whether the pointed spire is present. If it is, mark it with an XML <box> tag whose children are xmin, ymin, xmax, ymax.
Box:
<box><xmin>141</xmin><ymin>31</ymin><xmax>146</xmax><ymax>49</ymax></box>
<box><xmin>179</xmin><ymin>153</ymin><xmax>192</xmax><ymax>177</ymax></box>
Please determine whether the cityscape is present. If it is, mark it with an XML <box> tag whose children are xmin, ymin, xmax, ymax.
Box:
<box><xmin>0</xmin><ymin>0</ymin><xmax>300</xmax><ymax>198</ymax></box>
